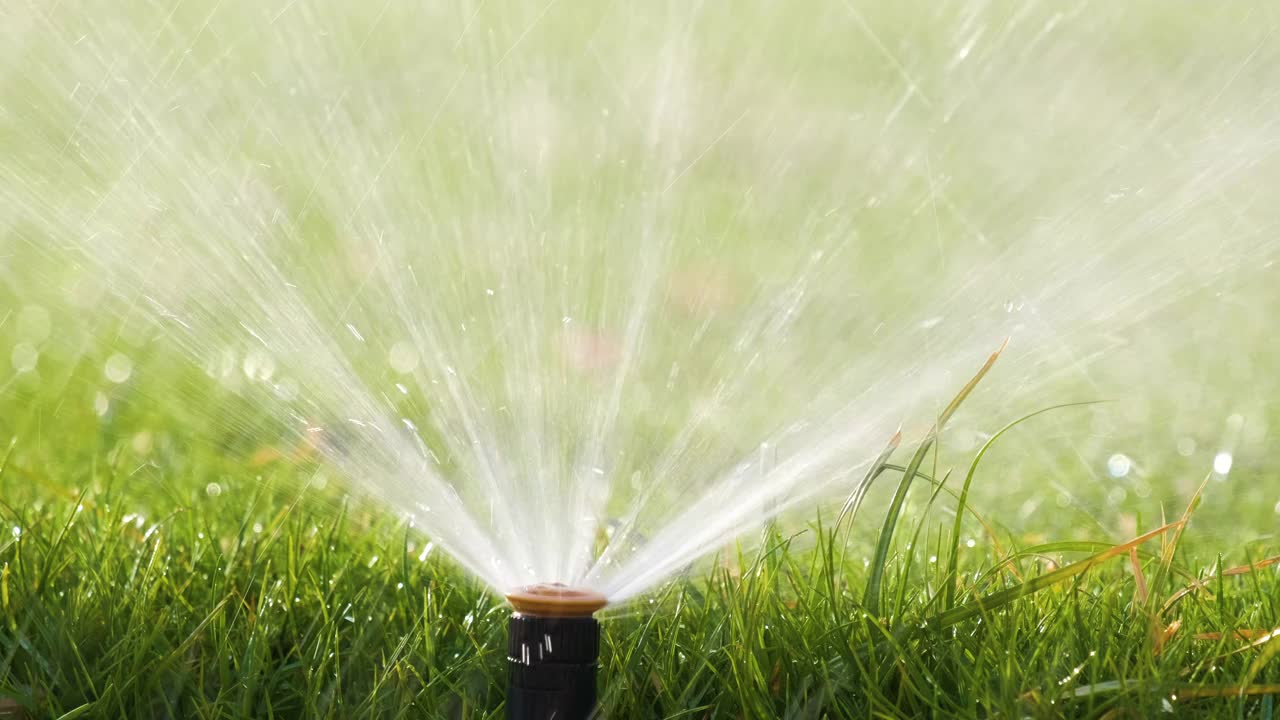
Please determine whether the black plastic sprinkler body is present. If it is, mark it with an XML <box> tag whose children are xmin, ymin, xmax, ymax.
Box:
<box><xmin>505</xmin><ymin>584</ymin><xmax>608</xmax><ymax>720</ymax></box>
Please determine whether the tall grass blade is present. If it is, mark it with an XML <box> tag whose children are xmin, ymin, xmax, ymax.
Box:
<box><xmin>863</xmin><ymin>340</ymin><xmax>1005</xmax><ymax>619</ymax></box>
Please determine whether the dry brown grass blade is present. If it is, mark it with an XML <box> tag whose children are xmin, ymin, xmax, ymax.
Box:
<box><xmin>0</xmin><ymin>697</ymin><xmax>24</xmax><ymax>720</ymax></box>
<box><xmin>1127</xmin><ymin>542</ymin><xmax>1174</xmax><ymax>658</ymax></box>
<box><xmin>1234</xmin><ymin>628</ymin><xmax>1280</xmax><ymax>654</ymax></box>
<box><xmin>1130</xmin><ymin>547</ymin><xmax>1148</xmax><ymax>606</ymax></box>
<box><xmin>1152</xmin><ymin>473</ymin><xmax>1209</xmax><ymax>599</ymax></box>
<box><xmin>1193</xmin><ymin>628</ymin><xmax>1279</xmax><ymax>642</ymax></box>
<box><xmin>932</xmin><ymin>520</ymin><xmax>1182</xmax><ymax>628</ymax></box>
<box><xmin>1172</xmin><ymin>684</ymin><xmax>1280</xmax><ymax>698</ymax></box>
<box><xmin>1162</xmin><ymin>584</ymin><xmax>1211</xmax><ymax>612</ymax></box>
<box><xmin>1222</xmin><ymin>555</ymin><xmax>1280</xmax><ymax>576</ymax></box>
<box><xmin>1066</xmin><ymin>680</ymin><xmax>1280</xmax><ymax>702</ymax></box>
<box><xmin>1161</xmin><ymin>554</ymin><xmax>1280</xmax><ymax>614</ymax></box>
<box><xmin>1179</xmin><ymin>627</ymin><xmax>1280</xmax><ymax>679</ymax></box>
<box><xmin>1153</xmin><ymin>618</ymin><xmax>1181</xmax><ymax>657</ymax></box>
<box><xmin>1242</xmin><ymin>632</ymin><xmax>1280</xmax><ymax>690</ymax></box>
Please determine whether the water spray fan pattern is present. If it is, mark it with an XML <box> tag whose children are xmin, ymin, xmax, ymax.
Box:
<box><xmin>2</xmin><ymin>1</ymin><xmax>1278</xmax><ymax>603</ymax></box>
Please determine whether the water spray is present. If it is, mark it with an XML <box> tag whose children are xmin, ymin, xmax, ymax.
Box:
<box><xmin>505</xmin><ymin>584</ymin><xmax>608</xmax><ymax>720</ymax></box>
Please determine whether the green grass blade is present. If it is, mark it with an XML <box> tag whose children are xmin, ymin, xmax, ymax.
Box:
<box><xmin>892</xmin><ymin>469</ymin><xmax>950</xmax><ymax>621</ymax></box>
<box><xmin>0</xmin><ymin>437</ymin><xmax>15</xmax><ymax>481</ymax></box>
<box><xmin>53</xmin><ymin>703</ymin><xmax>95</xmax><ymax>720</ymax></box>
<box><xmin>863</xmin><ymin>341</ymin><xmax>1005</xmax><ymax>619</ymax></box>
<box><xmin>942</xmin><ymin>401</ymin><xmax>1101</xmax><ymax>610</ymax></box>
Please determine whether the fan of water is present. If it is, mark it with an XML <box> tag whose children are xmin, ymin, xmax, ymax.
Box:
<box><xmin>2</xmin><ymin>1</ymin><xmax>1277</xmax><ymax>602</ymax></box>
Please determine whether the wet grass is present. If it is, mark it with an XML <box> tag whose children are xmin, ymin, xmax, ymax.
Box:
<box><xmin>2</xmin><ymin>1</ymin><xmax>1278</xmax><ymax>716</ymax></box>
<box><xmin>1</xmin><ymin>368</ymin><xmax>1278</xmax><ymax>719</ymax></box>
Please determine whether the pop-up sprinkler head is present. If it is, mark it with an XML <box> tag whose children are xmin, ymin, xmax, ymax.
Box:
<box><xmin>505</xmin><ymin>584</ymin><xmax>608</xmax><ymax>720</ymax></box>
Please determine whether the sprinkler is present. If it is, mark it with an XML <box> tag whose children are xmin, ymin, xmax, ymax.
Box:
<box><xmin>505</xmin><ymin>584</ymin><xmax>608</xmax><ymax>720</ymax></box>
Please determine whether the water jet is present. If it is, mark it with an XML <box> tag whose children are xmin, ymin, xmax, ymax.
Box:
<box><xmin>4</xmin><ymin>1</ymin><xmax>1280</xmax><ymax>712</ymax></box>
<box><xmin>505</xmin><ymin>584</ymin><xmax>608</xmax><ymax>720</ymax></box>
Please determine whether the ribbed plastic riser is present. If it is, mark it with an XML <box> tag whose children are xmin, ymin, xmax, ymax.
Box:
<box><xmin>507</xmin><ymin>614</ymin><xmax>599</xmax><ymax>720</ymax></box>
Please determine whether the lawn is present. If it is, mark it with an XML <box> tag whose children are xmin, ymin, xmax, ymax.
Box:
<box><xmin>1</xmin><ymin>345</ymin><xmax>1277</xmax><ymax>718</ymax></box>
<box><xmin>3</xmin><ymin>1</ymin><xmax>1280</xmax><ymax>718</ymax></box>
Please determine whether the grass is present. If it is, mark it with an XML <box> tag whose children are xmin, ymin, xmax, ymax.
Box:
<box><xmin>1</xmin><ymin>349</ymin><xmax>1278</xmax><ymax>719</ymax></box>
<box><xmin>1</xmin><ymin>2</ymin><xmax>1277</xmax><ymax>717</ymax></box>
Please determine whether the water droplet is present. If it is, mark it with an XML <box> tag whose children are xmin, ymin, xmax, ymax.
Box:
<box><xmin>242</xmin><ymin>352</ymin><xmax>276</xmax><ymax>381</ymax></box>
<box><xmin>11</xmin><ymin>526</ymin><xmax>21</xmax><ymax>538</ymax></box>
<box><xmin>252</xmin><ymin>523</ymin><xmax>264</xmax><ymax>534</ymax></box>
<box><xmin>965</xmin><ymin>538</ymin><xmax>976</xmax><ymax>548</ymax></box>
<box><xmin>17</xmin><ymin>305</ymin><xmax>51</xmax><ymax>342</ymax></box>
<box><xmin>93</xmin><ymin>392</ymin><xmax>110</xmax><ymax>417</ymax></box>
<box><xmin>1213</xmin><ymin>451</ymin><xmax>1233</xmax><ymax>475</ymax></box>
<box><xmin>11</xmin><ymin>343</ymin><xmax>38</xmax><ymax>373</ymax></box>
<box><xmin>104</xmin><ymin>353</ymin><xmax>133</xmax><ymax>383</ymax></box>
<box><xmin>273</xmin><ymin>378</ymin><xmax>299</xmax><ymax>401</ymax></box>
<box><xmin>1106</xmin><ymin>453</ymin><xmax>1132</xmax><ymax>478</ymax></box>
<box><xmin>389</xmin><ymin>341</ymin><xmax>419</xmax><ymax>373</ymax></box>
<box><xmin>205</xmin><ymin>482</ymin><xmax>223</xmax><ymax>497</ymax></box>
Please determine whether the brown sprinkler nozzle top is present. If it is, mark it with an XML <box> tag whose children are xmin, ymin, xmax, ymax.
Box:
<box><xmin>506</xmin><ymin>583</ymin><xmax>608</xmax><ymax>618</ymax></box>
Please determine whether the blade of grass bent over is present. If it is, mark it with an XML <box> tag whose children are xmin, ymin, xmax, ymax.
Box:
<box><xmin>943</xmin><ymin>400</ymin><xmax>1100</xmax><ymax>610</ymax></box>
<box><xmin>830</xmin><ymin>432</ymin><xmax>901</xmax><ymax>603</ymax></box>
<box><xmin>835</xmin><ymin>431</ymin><xmax>901</xmax><ymax>535</ymax></box>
